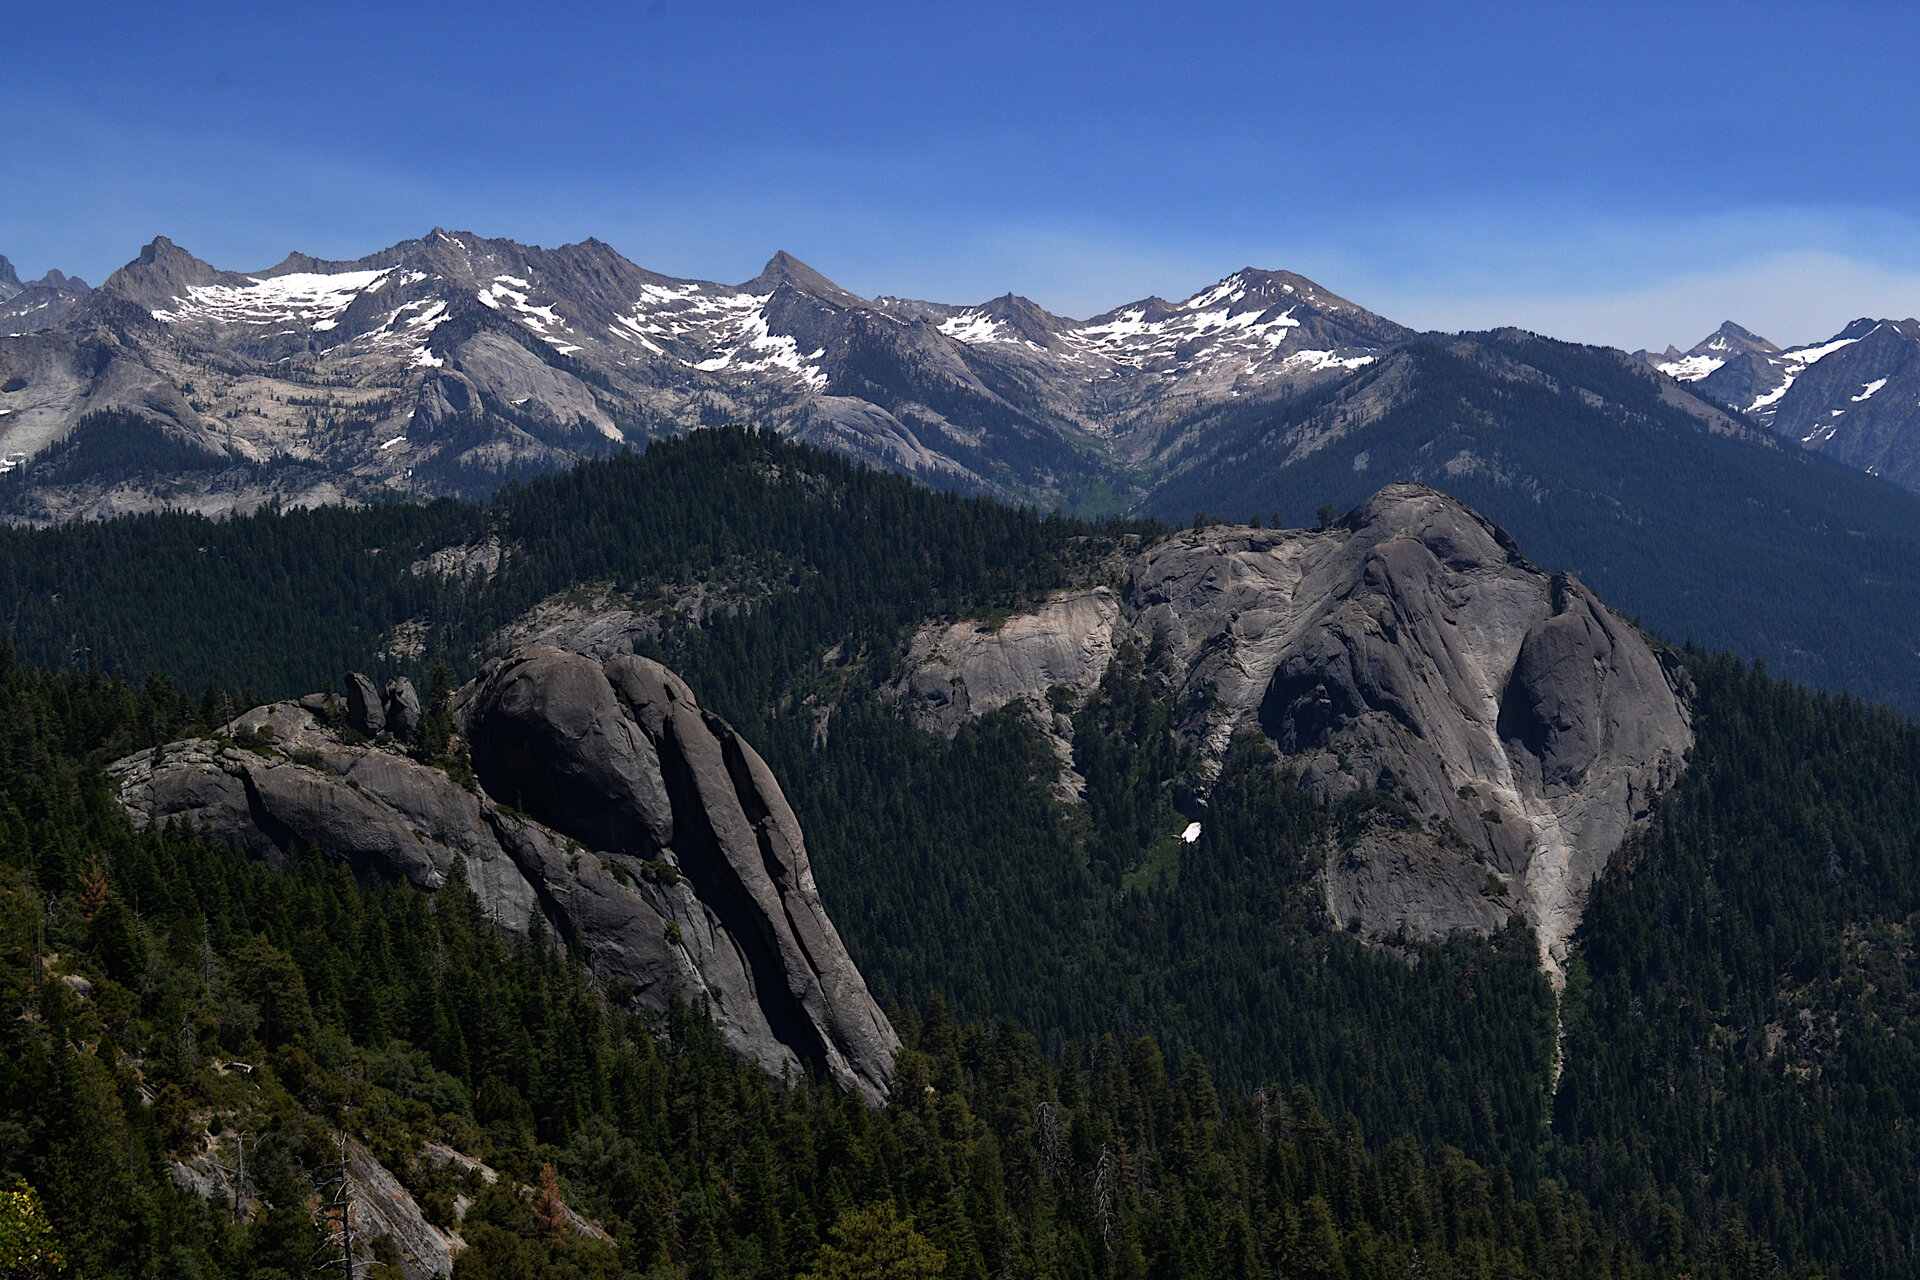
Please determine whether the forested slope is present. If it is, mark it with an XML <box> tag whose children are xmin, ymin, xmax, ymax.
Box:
<box><xmin>0</xmin><ymin>429</ymin><xmax>1125</xmax><ymax>701</ymax></box>
<box><xmin>1557</xmin><ymin>652</ymin><xmax>1920</xmax><ymax>1279</ymax></box>
<box><xmin>1</xmin><ymin>432</ymin><xmax>1919</xmax><ymax>1276</ymax></box>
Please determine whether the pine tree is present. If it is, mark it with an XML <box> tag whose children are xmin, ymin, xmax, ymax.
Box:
<box><xmin>800</xmin><ymin>1204</ymin><xmax>946</xmax><ymax>1280</ymax></box>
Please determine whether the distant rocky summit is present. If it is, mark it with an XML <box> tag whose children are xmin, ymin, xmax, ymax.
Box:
<box><xmin>1642</xmin><ymin>316</ymin><xmax>1920</xmax><ymax>490</ymax></box>
<box><xmin>110</xmin><ymin>647</ymin><xmax>899</xmax><ymax>1103</ymax></box>
<box><xmin>889</xmin><ymin>484</ymin><xmax>1693</xmax><ymax>979</ymax></box>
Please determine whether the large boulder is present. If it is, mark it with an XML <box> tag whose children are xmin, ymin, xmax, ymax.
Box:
<box><xmin>111</xmin><ymin>649</ymin><xmax>899</xmax><ymax>1103</ymax></box>
<box><xmin>384</xmin><ymin>676</ymin><xmax>422</xmax><ymax>742</ymax></box>
<box><xmin>344</xmin><ymin>671</ymin><xmax>386</xmax><ymax>735</ymax></box>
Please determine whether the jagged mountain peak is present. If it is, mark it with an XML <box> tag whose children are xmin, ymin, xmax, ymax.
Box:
<box><xmin>740</xmin><ymin>250</ymin><xmax>865</xmax><ymax>305</ymax></box>
<box><xmin>1644</xmin><ymin>319</ymin><xmax>1780</xmax><ymax>383</ymax></box>
<box><xmin>1834</xmin><ymin>316</ymin><xmax>1896</xmax><ymax>342</ymax></box>
<box><xmin>33</xmin><ymin>269</ymin><xmax>89</xmax><ymax>292</ymax></box>
<box><xmin>0</xmin><ymin>260</ymin><xmax>96</xmax><ymax>335</ymax></box>
<box><xmin>101</xmin><ymin>237</ymin><xmax>241</xmax><ymax>311</ymax></box>
<box><xmin>255</xmin><ymin>247</ymin><xmax>384</xmax><ymax>277</ymax></box>
<box><xmin>1818</xmin><ymin>318</ymin><xmax>1920</xmax><ymax>354</ymax></box>
<box><xmin>1196</xmin><ymin>267</ymin><xmax>1358</xmax><ymax>313</ymax></box>
<box><xmin>1068</xmin><ymin>266</ymin><xmax>1415</xmax><ymax>357</ymax></box>
<box><xmin>1083</xmin><ymin>293</ymin><xmax>1179</xmax><ymax>325</ymax></box>
<box><xmin>133</xmin><ymin>235</ymin><xmax>198</xmax><ymax>267</ymax></box>
<box><xmin>1706</xmin><ymin>319</ymin><xmax>1775</xmax><ymax>349</ymax></box>
<box><xmin>945</xmin><ymin>292</ymin><xmax>1070</xmax><ymax>345</ymax></box>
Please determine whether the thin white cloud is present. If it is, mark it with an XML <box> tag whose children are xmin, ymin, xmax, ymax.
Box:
<box><xmin>777</xmin><ymin>205</ymin><xmax>1920</xmax><ymax>348</ymax></box>
<box><xmin>1386</xmin><ymin>251</ymin><xmax>1920</xmax><ymax>352</ymax></box>
<box><xmin>1289</xmin><ymin>204</ymin><xmax>1920</xmax><ymax>350</ymax></box>
<box><xmin>841</xmin><ymin>226</ymin><xmax>1229</xmax><ymax>318</ymax></box>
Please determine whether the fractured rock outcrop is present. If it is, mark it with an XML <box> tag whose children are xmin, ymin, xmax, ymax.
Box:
<box><xmin>169</xmin><ymin>1135</ymin><xmax>611</xmax><ymax>1279</ymax></box>
<box><xmin>889</xmin><ymin>589</ymin><xmax>1123</xmax><ymax>797</ymax></box>
<box><xmin>110</xmin><ymin>648</ymin><xmax>898</xmax><ymax>1102</ymax></box>
<box><xmin>890</xmin><ymin>483</ymin><xmax>1693</xmax><ymax>978</ymax></box>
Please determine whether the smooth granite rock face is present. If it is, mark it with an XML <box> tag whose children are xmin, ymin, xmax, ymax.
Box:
<box><xmin>888</xmin><ymin>483</ymin><xmax>1693</xmax><ymax>979</ymax></box>
<box><xmin>111</xmin><ymin>648</ymin><xmax>899</xmax><ymax>1103</ymax></box>
<box><xmin>887</xmin><ymin>588</ymin><xmax>1123</xmax><ymax>798</ymax></box>
<box><xmin>893</xmin><ymin>590</ymin><xmax>1123</xmax><ymax>738</ymax></box>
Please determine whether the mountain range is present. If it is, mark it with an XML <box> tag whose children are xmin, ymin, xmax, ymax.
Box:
<box><xmin>8</xmin><ymin>229</ymin><xmax>1920</xmax><ymax>516</ymax></box>
<box><xmin>7</xmin><ymin>230</ymin><xmax>1920</xmax><ymax>513</ymax></box>
<box><xmin>0</xmin><ymin>253</ymin><xmax>91</xmax><ymax>345</ymax></box>
<box><xmin>0</xmin><ymin>231</ymin><xmax>1414</xmax><ymax>518</ymax></box>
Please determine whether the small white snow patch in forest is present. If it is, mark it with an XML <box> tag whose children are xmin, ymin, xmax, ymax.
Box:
<box><xmin>1179</xmin><ymin>822</ymin><xmax>1202</xmax><ymax>844</ymax></box>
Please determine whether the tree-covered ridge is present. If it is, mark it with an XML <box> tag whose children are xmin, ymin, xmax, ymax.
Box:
<box><xmin>0</xmin><ymin>491</ymin><xmax>483</xmax><ymax>702</ymax></box>
<box><xmin>783</xmin><ymin>639</ymin><xmax>1920</xmax><ymax>1278</ymax></box>
<box><xmin>1</xmin><ymin>646</ymin><xmax>1690</xmax><ymax>1280</ymax></box>
<box><xmin>0</xmin><ymin>428</ymin><xmax>1149</xmax><ymax>702</ymax></box>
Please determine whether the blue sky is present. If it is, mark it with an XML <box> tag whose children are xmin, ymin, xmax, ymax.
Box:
<box><xmin>6</xmin><ymin>1</ymin><xmax>1919</xmax><ymax>349</ymax></box>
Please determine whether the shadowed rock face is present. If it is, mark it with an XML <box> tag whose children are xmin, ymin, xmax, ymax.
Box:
<box><xmin>889</xmin><ymin>484</ymin><xmax>1692</xmax><ymax>979</ymax></box>
<box><xmin>345</xmin><ymin>672</ymin><xmax>386</xmax><ymax>734</ymax></box>
<box><xmin>110</xmin><ymin>647</ymin><xmax>898</xmax><ymax>1103</ymax></box>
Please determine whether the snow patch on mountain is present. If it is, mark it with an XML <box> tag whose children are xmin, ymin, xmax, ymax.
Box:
<box><xmin>151</xmin><ymin>268</ymin><xmax>392</xmax><ymax>328</ymax></box>
<box><xmin>693</xmin><ymin>310</ymin><xmax>828</xmax><ymax>390</ymax></box>
<box><xmin>1788</xmin><ymin>333</ymin><xmax>1867</xmax><ymax>366</ymax></box>
<box><xmin>938</xmin><ymin>312</ymin><xmax>1012</xmax><ymax>344</ymax></box>
<box><xmin>1285</xmin><ymin>349</ymin><xmax>1377</xmax><ymax>373</ymax></box>
<box><xmin>1655</xmin><ymin>354</ymin><xmax>1725</xmax><ymax>382</ymax></box>
<box><xmin>478</xmin><ymin>276</ymin><xmax>582</xmax><ymax>355</ymax></box>
<box><xmin>1062</xmin><ymin>299</ymin><xmax>1305</xmax><ymax>369</ymax></box>
<box><xmin>602</xmin><ymin>282</ymin><xmax>830</xmax><ymax>390</ymax></box>
<box><xmin>1747</xmin><ymin>333</ymin><xmax>1866</xmax><ymax>413</ymax></box>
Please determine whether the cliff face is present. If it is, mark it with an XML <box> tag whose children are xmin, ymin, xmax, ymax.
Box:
<box><xmin>891</xmin><ymin>484</ymin><xmax>1693</xmax><ymax>978</ymax></box>
<box><xmin>110</xmin><ymin>647</ymin><xmax>899</xmax><ymax>1103</ymax></box>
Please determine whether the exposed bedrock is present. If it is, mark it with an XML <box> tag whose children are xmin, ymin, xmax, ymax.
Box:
<box><xmin>890</xmin><ymin>483</ymin><xmax>1693</xmax><ymax>978</ymax></box>
<box><xmin>111</xmin><ymin>647</ymin><xmax>898</xmax><ymax>1103</ymax></box>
